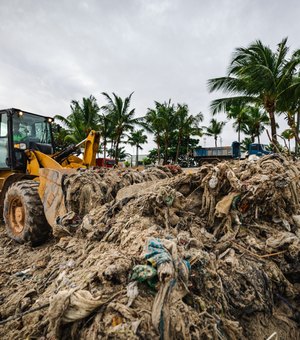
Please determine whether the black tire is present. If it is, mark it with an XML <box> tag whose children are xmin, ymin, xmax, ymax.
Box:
<box><xmin>3</xmin><ymin>180</ymin><xmax>51</xmax><ymax>245</ymax></box>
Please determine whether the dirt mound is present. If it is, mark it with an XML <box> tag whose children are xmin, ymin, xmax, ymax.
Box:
<box><xmin>0</xmin><ymin>159</ymin><xmax>299</xmax><ymax>339</ymax></box>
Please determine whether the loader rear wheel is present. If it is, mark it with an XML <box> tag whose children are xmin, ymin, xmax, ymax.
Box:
<box><xmin>4</xmin><ymin>180</ymin><xmax>51</xmax><ymax>245</ymax></box>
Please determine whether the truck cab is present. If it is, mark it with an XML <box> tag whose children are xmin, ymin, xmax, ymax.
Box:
<box><xmin>96</xmin><ymin>157</ymin><xmax>116</xmax><ymax>168</ymax></box>
<box><xmin>248</xmin><ymin>143</ymin><xmax>271</xmax><ymax>157</ymax></box>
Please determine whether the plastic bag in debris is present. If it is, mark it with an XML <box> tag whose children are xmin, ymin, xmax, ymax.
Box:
<box><xmin>130</xmin><ymin>265</ymin><xmax>157</xmax><ymax>287</ymax></box>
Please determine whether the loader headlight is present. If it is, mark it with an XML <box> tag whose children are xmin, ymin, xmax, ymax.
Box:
<box><xmin>14</xmin><ymin>143</ymin><xmax>26</xmax><ymax>150</ymax></box>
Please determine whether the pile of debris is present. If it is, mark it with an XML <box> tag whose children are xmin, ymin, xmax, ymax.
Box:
<box><xmin>0</xmin><ymin>155</ymin><xmax>299</xmax><ymax>339</ymax></box>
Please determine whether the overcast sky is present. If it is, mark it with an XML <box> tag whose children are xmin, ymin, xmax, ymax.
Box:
<box><xmin>0</xmin><ymin>0</ymin><xmax>299</xmax><ymax>152</ymax></box>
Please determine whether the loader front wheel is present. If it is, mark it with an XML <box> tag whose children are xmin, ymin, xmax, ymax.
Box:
<box><xmin>4</xmin><ymin>180</ymin><xmax>51</xmax><ymax>245</ymax></box>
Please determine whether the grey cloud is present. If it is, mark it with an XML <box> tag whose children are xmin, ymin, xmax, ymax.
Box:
<box><xmin>0</xmin><ymin>0</ymin><xmax>299</xmax><ymax>150</ymax></box>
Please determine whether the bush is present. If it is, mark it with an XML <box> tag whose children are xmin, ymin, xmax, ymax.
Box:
<box><xmin>143</xmin><ymin>157</ymin><xmax>151</xmax><ymax>166</ymax></box>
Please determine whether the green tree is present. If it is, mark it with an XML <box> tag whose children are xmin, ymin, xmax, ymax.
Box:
<box><xmin>226</xmin><ymin>103</ymin><xmax>248</xmax><ymax>143</ymax></box>
<box><xmin>241</xmin><ymin>137</ymin><xmax>253</xmax><ymax>152</ymax></box>
<box><xmin>277</xmin><ymin>72</ymin><xmax>300</xmax><ymax>155</ymax></box>
<box><xmin>127</xmin><ymin>129</ymin><xmax>148</xmax><ymax>166</ymax></box>
<box><xmin>143</xmin><ymin>157</ymin><xmax>151</xmax><ymax>166</ymax></box>
<box><xmin>144</xmin><ymin>106</ymin><xmax>164</xmax><ymax>164</ymax></box>
<box><xmin>174</xmin><ymin>104</ymin><xmax>203</xmax><ymax>163</ymax></box>
<box><xmin>156</xmin><ymin>100</ymin><xmax>176</xmax><ymax>164</ymax></box>
<box><xmin>146</xmin><ymin>100</ymin><xmax>176</xmax><ymax>164</ymax></box>
<box><xmin>107</xmin><ymin>146</ymin><xmax>127</xmax><ymax>161</ymax></box>
<box><xmin>51</xmin><ymin>123</ymin><xmax>69</xmax><ymax>151</ymax></box>
<box><xmin>159</xmin><ymin>100</ymin><xmax>175</xmax><ymax>164</ymax></box>
<box><xmin>208</xmin><ymin>38</ymin><xmax>300</xmax><ymax>146</ymax></box>
<box><xmin>55</xmin><ymin>95</ymin><xmax>100</xmax><ymax>143</ymax></box>
<box><xmin>281</xmin><ymin>129</ymin><xmax>294</xmax><ymax>152</ymax></box>
<box><xmin>101</xmin><ymin>92</ymin><xmax>139</xmax><ymax>164</ymax></box>
<box><xmin>98</xmin><ymin>112</ymin><xmax>114</xmax><ymax>166</ymax></box>
<box><xmin>205</xmin><ymin>118</ymin><xmax>226</xmax><ymax>147</ymax></box>
<box><xmin>241</xmin><ymin>106</ymin><xmax>270</xmax><ymax>143</ymax></box>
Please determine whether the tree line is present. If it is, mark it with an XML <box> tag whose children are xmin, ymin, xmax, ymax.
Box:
<box><xmin>53</xmin><ymin>93</ymin><xmax>204</xmax><ymax>165</ymax></box>
<box><xmin>54</xmin><ymin>37</ymin><xmax>300</xmax><ymax>164</ymax></box>
<box><xmin>208</xmin><ymin>37</ymin><xmax>300</xmax><ymax>154</ymax></box>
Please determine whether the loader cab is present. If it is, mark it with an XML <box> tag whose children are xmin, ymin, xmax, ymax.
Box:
<box><xmin>0</xmin><ymin>108</ymin><xmax>55</xmax><ymax>171</ymax></box>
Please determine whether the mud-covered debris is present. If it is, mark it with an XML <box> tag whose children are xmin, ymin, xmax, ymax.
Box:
<box><xmin>0</xmin><ymin>160</ymin><xmax>300</xmax><ymax>339</ymax></box>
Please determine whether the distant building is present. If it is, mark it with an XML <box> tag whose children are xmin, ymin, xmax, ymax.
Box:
<box><xmin>124</xmin><ymin>154</ymin><xmax>148</xmax><ymax>166</ymax></box>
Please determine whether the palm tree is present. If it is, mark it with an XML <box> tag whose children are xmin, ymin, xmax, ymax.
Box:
<box><xmin>51</xmin><ymin>123</ymin><xmax>69</xmax><ymax>150</ymax></box>
<box><xmin>174</xmin><ymin>104</ymin><xmax>203</xmax><ymax>163</ymax></box>
<box><xmin>241</xmin><ymin>106</ymin><xmax>270</xmax><ymax>143</ymax></box>
<box><xmin>55</xmin><ymin>95</ymin><xmax>100</xmax><ymax>143</ymax></box>
<box><xmin>101</xmin><ymin>92</ymin><xmax>139</xmax><ymax>164</ymax></box>
<box><xmin>144</xmin><ymin>100</ymin><xmax>176</xmax><ymax>164</ymax></box>
<box><xmin>208</xmin><ymin>38</ymin><xmax>300</xmax><ymax>146</ymax></box>
<box><xmin>154</xmin><ymin>100</ymin><xmax>176</xmax><ymax>164</ymax></box>
<box><xmin>277</xmin><ymin>72</ymin><xmax>300</xmax><ymax>155</ymax></box>
<box><xmin>107</xmin><ymin>146</ymin><xmax>127</xmax><ymax>161</ymax></box>
<box><xmin>226</xmin><ymin>103</ymin><xmax>248</xmax><ymax>143</ymax></box>
<box><xmin>98</xmin><ymin>112</ymin><xmax>114</xmax><ymax>166</ymax></box>
<box><xmin>205</xmin><ymin>118</ymin><xmax>226</xmax><ymax>147</ymax></box>
<box><xmin>127</xmin><ymin>129</ymin><xmax>148</xmax><ymax>166</ymax></box>
<box><xmin>241</xmin><ymin>137</ymin><xmax>253</xmax><ymax>152</ymax></box>
<box><xmin>144</xmin><ymin>106</ymin><xmax>164</xmax><ymax>164</ymax></box>
<box><xmin>281</xmin><ymin>129</ymin><xmax>294</xmax><ymax>152</ymax></box>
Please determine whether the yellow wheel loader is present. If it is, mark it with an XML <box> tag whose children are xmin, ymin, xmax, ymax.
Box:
<box><xmin>0</xmin><ymin>108</ymin><xmax>100</xmax><ymax>245</ymax></box>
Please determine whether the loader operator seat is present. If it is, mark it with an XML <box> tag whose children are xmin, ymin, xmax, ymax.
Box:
<box><xmin>13</xmin><ymin>122</ymin><xmax>26</xmax><ymax>142</ymax></box>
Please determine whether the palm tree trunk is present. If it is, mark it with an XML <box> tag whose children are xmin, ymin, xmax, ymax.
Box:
<box><xmin>156</xmin><ymin>134</ymin><xmax>161</xmax><ymax>164</ymax></box>
<box><xmin>115</xmin><ymin>139</ymin><xmax>120</xmax><ymax>165</ymax></box>
<box><xmin>164</xmin><ymin>138</ymin><xmax>169</xmax><ymax>164</ymax></box>
<box><xmin>103</xmin><ymin>138</ymin><xmax>107</xmax><ymax>167</ymax></box>
<box><xmin>269</xmin><ymin>111</ymin><xmax>278</xmax><ymax>145</ymax></box>
<box><xmin>175</xmin><ymin>136</ymin><xmax>181</xmax><ymax>163</ymax></box>
<box><xmin>214</xmin><ymin>136</ymin><xmax>217</xmax><ymax>147</ymax></box>
<box><xmin>238</xmin><ymin>122</ymin><xmax>241</xmax><ymax>143</ymax></box>
<box><xmin>136</xmin><ymin>145</ymin><xmax>138</xmax><ymax>167</ymax></box>
<box><xmin>186</xmin><ymin>136</ymin><xmax>189</xmax><ymax>155</ymax></box>
<box><xmin>295</xmin><ymin>110</ymin><xmax>300</xmax><ymax>156</ymax></box>
<box><xmin>157</xmin><ymin>143</ymin><xmax>161</xmax><ymax>164</ymax></box>
<box><xmin>164</xmin><ymin>143</ymin><xmax>168</xmax><ymax>164</ymax></box>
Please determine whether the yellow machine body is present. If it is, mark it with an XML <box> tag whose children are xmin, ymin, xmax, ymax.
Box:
<box><xmin>26</xmin><ymin>130</ymin><xmax>100</xmax><ymax>226</ymax></box>
<box><xmin>0</xmin><ymin>108</ymin><xmax>101</xmax><ymax>244</ymax></box>
<box><xmin>0</xmin><ymin>129</ymin><xmax>100</xmax><ymax>227</ymax></box>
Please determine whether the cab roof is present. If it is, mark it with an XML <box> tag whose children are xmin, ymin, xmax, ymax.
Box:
<box><xmin>0</xmin><ymin>108</ymin><xmax>53</xmax><ymax>120</ymax></box>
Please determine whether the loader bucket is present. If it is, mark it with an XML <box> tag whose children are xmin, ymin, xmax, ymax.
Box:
<box><xmin>38</xmin><ymin>168</ymin><xmax>76</xmax><ymax>228</ymax></box>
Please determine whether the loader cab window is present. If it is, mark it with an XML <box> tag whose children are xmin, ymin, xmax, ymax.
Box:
<box><xmin>13</xmin><ymin>112</ymin><xmax>53</xmax><ymax>147</ymax></box>
<box><xmin>251</xmin><ymin>144</ymin><xmax>264</xmax><ymax>152</ymax></box>
<box><xmin>11</xmin><ymin>112</ymin><xmax>54</xmax><ymax>169</ymax></box>
<box><xmin>13</xmin><ymin>121</ymin><xmax>26</xmax><ymax>142</ymax></box>
<box><xmin>0</xmin><ymin>114</ymin><xmax>8</xmax><ymax>137</ymax></box>
<box><xmin>0</xmin><ymin>114</ymin><xmax>9</xmax><ymax>168</ymax></box>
